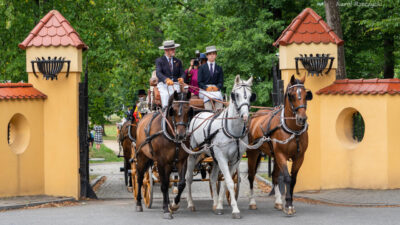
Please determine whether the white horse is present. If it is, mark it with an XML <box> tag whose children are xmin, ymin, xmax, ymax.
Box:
<box><xmin>186</xmin><ymin>75</ymin><xmax>256</xmax><ymax>219</ymax></box>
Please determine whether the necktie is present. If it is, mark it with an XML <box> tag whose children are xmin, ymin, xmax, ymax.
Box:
<box><xmin>169</xmin><ymin>58</ymin><xmax>173</xmax><ymax>72</ymax></box>
<box><xmin>210</xmin><ymin>63</ymin><xmax>214</xmax><ymax>77</ymax></box>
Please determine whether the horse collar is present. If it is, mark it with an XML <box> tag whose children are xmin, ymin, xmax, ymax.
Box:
<box><xmin>222</xmin><ymin>110</ymin><xmax>247</xmax><ymax>140</ymax></box>
<box><xmin>280</xmin><ymin>108</ymin><xmax>308</xmax><ymax>136</ymax></box>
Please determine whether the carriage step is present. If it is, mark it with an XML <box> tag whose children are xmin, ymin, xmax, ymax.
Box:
<box><xmin>120</xmin><ymin>167</ymin><xmax>125</xmax><ymax>172</ymax></box>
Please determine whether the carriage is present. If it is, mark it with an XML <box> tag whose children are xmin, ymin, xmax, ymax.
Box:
<box><xmin>127</xmin><ymin>78</ymin><xmax>240</xmax><ymax>209</ymax></box>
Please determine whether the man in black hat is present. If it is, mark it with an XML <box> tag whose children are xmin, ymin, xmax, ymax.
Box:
<box><xmin>133</xmin><ymin>89</ymin><xmax>149</xmax><ymax>122</ymax></box>
<box><xmin>198</xmin><ymin>46</ymin><xmax>224</xmax><ymax>110</ymax></box>
<box><xmin>155</xmin><ymin>40</ymin><xmax>185</xmax><ymax>108</ymax></box>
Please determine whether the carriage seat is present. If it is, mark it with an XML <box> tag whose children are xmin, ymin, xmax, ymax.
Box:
<box><xmin>189</xmin><ymin>97</ymin><xmax>204</xmax><ymax>109</ymax></box>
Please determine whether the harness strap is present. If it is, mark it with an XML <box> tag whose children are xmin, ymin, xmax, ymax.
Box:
<box><xmin>259</xmin><ymin>107</ymin><xmax>282</xmax><ymax>157</ymax></box>
<box><xmin>205</xmin><ymin>111</ymin><xmax>222</xmax><ymax>165</ymax></box>
<box><xmin>220</xmin><ymin>110</ymin><xmax>248</xmax><ymax>164</ymax></box>
<box><xmin>127</xmin><ymin>122</ymin><xmax>136</xmax><ymax>142</ymax></box>
<box><xmin>137</xmin><ymin>112</ymin><xmax>160</xmax><ymax>157</ymax></box>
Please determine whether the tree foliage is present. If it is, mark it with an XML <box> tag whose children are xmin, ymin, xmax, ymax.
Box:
<box><xmin>1</xmin><ymin>0</ymin><xmax>399</xmax><ymax>125</ymax></box>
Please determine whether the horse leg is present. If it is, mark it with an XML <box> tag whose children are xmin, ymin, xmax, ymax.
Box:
<box><xmin>135</xmin><ymin>153</ymin><xmax>149</xmax><ymax>212</ymax></box>
<box><xmin>170</xmin><ymin>159</ymin><xmax>187</xmax><ymax>212</ymax></box>
<box><xmin>274</xmin><ymin>152</ymin><xmax>294</xmax><ymax>216</ymax></box>
<box><xmin>287</xmin><ymin>155</ymin><xmax>305</xmax><ymax>215</ymax></box>
<box><xmin>272</xmin><ymin>162</ymin><xmax>283</xmax><ymax>211</ymax></box>
<box><xmin>217</xmin><ymin>157</ymin><xmax>241</xmax><ymax>219</ymax></box>
<box><xmin>246</xmin><ymin>150</ymin><xmax>261</xmax><ymax>210</ymax></box>
<box><xmin>158</xmin><ymin>164</ymin><xmax>173</xmax><ymax>219</ymax></box>
<box><xmin>185</xmin><ymin>155</ymin><xmax>197</xmax><ymax>211</ymax></box>
<box><xmin>209</xmin><ymin>161</ymin><xmax>221</xmax><ymax>214</ymax></box>
<box><xmin>126</xmin><ymin>157</ymin><xmax>133</xmax><ymax>188</ymax></box>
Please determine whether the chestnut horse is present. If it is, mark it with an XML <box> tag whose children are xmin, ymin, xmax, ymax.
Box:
<box><xmin>118</xmin><ymin>119</ymin><xmax>136</xmax><ymax>187</ymax></box>
<box><xmin>247</xmin><ymin>75</ymin><xmax>312</xmax><ymax>215</ymax></box>
<box><xmin>134</xmin><ymin>91</ymin><xmax>193</xmax><ymax>219</ymax></box>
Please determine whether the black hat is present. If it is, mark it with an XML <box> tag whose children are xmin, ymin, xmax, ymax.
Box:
<box><xmin>138</xmin><ymin>89</ymin><xmax>146</xmax><ymax>96</ymax></box>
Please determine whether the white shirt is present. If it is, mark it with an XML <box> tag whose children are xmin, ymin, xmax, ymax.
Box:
<box><xmin>165</xmin><ymin>55</ymin><xmax>173</xmax><ymax>63</ymax></box>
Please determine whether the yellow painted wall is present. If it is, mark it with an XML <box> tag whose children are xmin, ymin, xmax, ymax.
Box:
<box><xmin>0</xmin><ymin>100</ymin><xmax>44</xmax><ymax>197</ymax></box>
<box><xmin>26</xmin><ymin>46</ymin><xmax>82</xmax><ymax>74</ymax></box>
<box><xmin>27</xmin><ymin>46</ymin><xmax>82</xmax><ymax>199</ymax></box>
<box><xmin>279</xmin><ymin>41</ymin><xmax>400</xmax><ymax>191</ymax></box>
<box><xmin>387</xmin><ymin>96</ymin><xmax>400</xmax><ymax>188</ymax></box>
<box><xmin>279</xmin><ymin>43</ymin><xmax>338</xmax><ymax>71</ymax></box>
<box><xmin>319</xmin><ymin>95</ymin><xmax>390</xmax><ymax>189</ymax></box>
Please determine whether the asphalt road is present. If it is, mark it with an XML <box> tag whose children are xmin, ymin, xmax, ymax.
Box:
<box><xmin>1</xmin><ymin>197</ymin><xmax>399</xmax><ymax>225</ymax></box>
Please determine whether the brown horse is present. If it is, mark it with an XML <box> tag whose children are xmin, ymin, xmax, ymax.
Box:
<box><xmin>246</xmin><ymin>75</ymin><xmax>312</xmax><ymax>215</ymax></box>
<box><xmin>134</xmin><ymin>91</ymin><xmax>193</xmax><ymax>219</ymax></box>
<box><xmin>118</xmin><ymin>119</ymin><xmax>137</xmax><ymax>187</ymax></box>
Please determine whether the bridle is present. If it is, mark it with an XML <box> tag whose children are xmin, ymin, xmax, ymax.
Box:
<box><xmin>231</xmin><ymin>83</ymin><xmax>256</xmax><ymax>113</ymax></box>
<box><xmin>164</xmin><ymin>99</ymin><xmax>191</xmax><ymax>142</ymax></box>
<box><xmin>286</xmin><ymin>84</ymin><xmax>308</xmax><ymax>115</ymax></box>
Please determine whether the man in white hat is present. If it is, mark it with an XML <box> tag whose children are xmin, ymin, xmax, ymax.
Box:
<box><xmin>155</xmin><ymin>40</ymin><xmax>185</xmax><ymax>108</ymax></box>
<box><xmin>198</xmin><ymin>46</ymin><xmax>224</xmax><ymax>110</ymax></box>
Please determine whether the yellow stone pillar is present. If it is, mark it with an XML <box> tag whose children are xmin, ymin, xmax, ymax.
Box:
<box><xmin>19</xmin><ymin>10</ymin><xmax>87</xmax><ymax>199</ymax></box>
<box><xmin>274</xmin><ymin>8</ymin><xmax>343</xmax><ymax>191</ymax></box>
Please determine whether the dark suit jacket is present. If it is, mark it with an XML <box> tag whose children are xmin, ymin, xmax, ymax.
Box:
<box><xmin>155</xmin><ymin>56</ymin><xmax>184</xmax><ymax>83</ymax></box>
<box><xmin>197</xmin><ymin>63</ymin><xmax>224</xmax><ymax>90</ymax></box>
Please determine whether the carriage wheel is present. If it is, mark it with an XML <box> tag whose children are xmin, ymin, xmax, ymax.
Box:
<box><xmin>226</xmin><ymin>169</ymin><xmax>240</xmax><ymax>205</ymax></box>
<box><xmin>142</xmin><ymin>167</ymin><xmax>154</xmax><ymax>208</ymax></box>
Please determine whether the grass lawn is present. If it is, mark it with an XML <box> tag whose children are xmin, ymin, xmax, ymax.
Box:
<box><xmin>89</xmin><ymin>144</ymin><xmax>122</xmax><ymax>163</ymax></box>
<box><xmin>103</xmin><ymin>124</ymin><xmax>118</xmax><ymax>140</ymax></box>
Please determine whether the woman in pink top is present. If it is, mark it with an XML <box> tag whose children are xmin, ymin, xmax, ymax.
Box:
<box><xmin>185</xmin><ymin>60</ymin><xmax>200</xmax><ymax>96</ymax></box>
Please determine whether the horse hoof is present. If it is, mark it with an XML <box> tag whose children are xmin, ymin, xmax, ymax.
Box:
<box><xmin>136</xmin><ymin>206</ymin><xmax>143</xmax><ymax>212</ymax></box>
<box><xmin>163</xmin><ymin>213</ymin><xmax>173</xmax><ymax>220</ymax></box>
<box><xmin>169</xmin><ymin>203</ymin><xmax>180</xmax><ymax>212</ymax></box>
<box><xmin>283</xmin><ymin>206</ymin><xmax>296</xmax><ymax>216</ymax></box>
<box><xmin>213</xmin><ymin>209</ymin><xmax>224</xmax><ymax>215</ymax></box>
<box><xmin>232</xmin><ymin>212</ymin><xmax>241</xmax><ymax>219</ymax></box>
<box><xmin>249</xmin><ymin>204</ymin><xmax>257</xmax><ymax>210</ymax></box>
<box><xmin>127</xmin><ymin>187</ymin><xmax>133</xmax><ymax>193</ymax></box>
<box><xmin>172</xmin><ymin>187</ymin><xmax>179</xmax><ymax>194</ymax></box>
<box><xmin>188</xmin><ymin>206</ymin><xmax>196</xmax><ymax>212</ymax></box>
<box><xmin>274</xmin><ymin>203</ymin><xmax>283</xmax><ymax>211</ymax></box>
<box><xmin>212</xmin><ymin>205</ymin><xmax>217</xmax><ymax>211</ymax></box>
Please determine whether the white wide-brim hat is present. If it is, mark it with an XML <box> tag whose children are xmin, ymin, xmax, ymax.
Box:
<box><xmin>159</xmin><ymin>40</ymin><xmax>180</xmax><ymax>50</ymax></box>
<box><xmin>205</xmin><ymin>45</ymin><xmax>218</xmax><ymax>54</ymax></box>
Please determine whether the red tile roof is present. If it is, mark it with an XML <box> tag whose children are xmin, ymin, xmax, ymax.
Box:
<box><xmin>19</xmin><ymin>10</ymin><xmax>88</xmax><ymax>50</ymax></box>
<box><xmin>0</xmin><ymin>83</ymin><xmax>47</xmax><ymax>100</ymax></box>
<box><xmin>273</xmin><ymin>8</ymin><xmax>344</xmax><ymax>47</ymax></box>
<box><xmin>316</xmin><ymin>79</ymin><xmax>400</xmax><ymax>95</ymax></box>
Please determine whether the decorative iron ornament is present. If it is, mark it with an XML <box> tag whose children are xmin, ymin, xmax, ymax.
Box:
<box><xmin>295</xmin><ymin>54</ymin><xmax>334</xmax><ymax>76</ymax></box>
<box><xmin>31</xmin><ymin>57</ymin><xmax>71</xmax><ymax>80</ymax></box>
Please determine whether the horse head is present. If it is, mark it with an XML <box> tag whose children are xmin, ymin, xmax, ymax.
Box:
<box><xmin>285</xmin><ymin>75</ymin><xmax>313</xmax><ymax>126</ymax></box>
<box><xmin>230</xmin><ymin>75</ymin><xmax>256</xmax><ymax>123</ymax></box>
<box><xmin>167</xmin><ymin>91</ymin><xmax>193</xmax><ymax>141</ymax></box>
